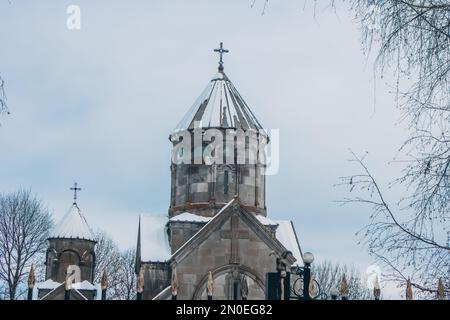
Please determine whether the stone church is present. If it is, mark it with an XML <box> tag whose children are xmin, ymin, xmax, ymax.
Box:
<box><xmin>29</xmin><ymin>44</ymin><xmax>304</xmax><ymax>300</ymax></box>
<box><xmin>135</xmin><ymin>44</ymin><xmax>304</xmax><ymax>300</ymax></box>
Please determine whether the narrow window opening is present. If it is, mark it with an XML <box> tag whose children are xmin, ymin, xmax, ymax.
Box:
<box><xmin>224</xmin><ymin>171</ymin><xmax>229</xmax><ymax>194</ymax></box>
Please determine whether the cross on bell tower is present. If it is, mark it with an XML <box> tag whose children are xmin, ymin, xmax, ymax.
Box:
<box><xmin>214</xmin><ymin>42</ymin><xmax>229</xmax><ymax>71</ymax></box>
<box><xmin>70</xmin><ymin>182</ymin><xmax>82</xmax><ymax>205</ymax></box>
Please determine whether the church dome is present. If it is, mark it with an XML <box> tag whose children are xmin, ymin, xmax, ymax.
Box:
<box><xmin>48</xmin><ymin>203</ymin><xmax>95</xmax><ymax>242</ymax></box>
<box><xmin>174</xmin><ymin>70</ymin><xmax>266</xmax><ymax>134</ymax></box>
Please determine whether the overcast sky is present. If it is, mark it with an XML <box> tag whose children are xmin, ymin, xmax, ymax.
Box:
<box><xmin>0</xmin><ymin>1</ymin><xmax>410</xmax><ymax>298</ymax></box>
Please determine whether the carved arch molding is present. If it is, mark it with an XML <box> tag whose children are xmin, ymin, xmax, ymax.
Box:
<box><xmin>192</xmin><ymin>264</ymin><xmax>265</xmax><ymax>300</ymax></box>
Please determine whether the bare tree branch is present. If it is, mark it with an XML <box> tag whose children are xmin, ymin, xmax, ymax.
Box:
<box><xmin>0</xmin><ymin>75</ymin><xmax>8</xmax><ymax>120</ymax></box>
<box><xmin>0</xmin><ymin>190</ymin><xmax>52</xmax><ymax>300</ymax></box>
<box><xmin>94</xmin><ymin>231</ymin><xmax>136</xmax><ymax>300</ymax></box>
<box><xmin>338</xmin><ymin>151</ymin><xmax>450</xmax><ymax>296</ymax></box>
<box><xmin>312</xmin><ymin>260</ymin><xmax>371</xmax><ymax>300</ymax></box>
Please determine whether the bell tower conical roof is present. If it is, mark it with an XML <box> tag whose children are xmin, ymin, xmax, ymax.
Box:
<box><xmin>48</xmin><ymin>183</ymin><xmax>95</xmax><ymax>242</ymax></box>
<box><xmin>48</xmin><ymin>203</ymin><xmax>95</xmax><ymax>241</ymax></box>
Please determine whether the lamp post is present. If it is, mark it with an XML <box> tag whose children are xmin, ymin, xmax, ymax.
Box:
<box><xmin>290</xmin><ymin>251</ymin><xmax>324</xmax><ymax>300</ymax></box>
<box><xmin>302</xmin><ymin>252</ymin><xmax>314</xmax><ymax>300</ymax></box>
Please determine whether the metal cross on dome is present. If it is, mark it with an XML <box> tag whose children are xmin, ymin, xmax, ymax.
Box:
<box><xmin>70</xmin><ymin>182</ymin><xmax>82</xmax><ymax>205</ymax></box>
<box><xmin>214</xmin><ymin>42</ymin><xmax>229</xmax><ymax>71</ymax></box>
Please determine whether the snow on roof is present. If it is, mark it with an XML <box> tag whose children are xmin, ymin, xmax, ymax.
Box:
<box><xmin>275</xmin><ymin>221</ymin><xmax>303</xmax><ymax>265</ymax></box>
<box><xmin>72</xmin><ymin>280</ymin><xmax>96</xmax><ymax>291</ymax></box>
<box><xmin>36</xmin><ymin>279</ymin><xmax>61</xmax><ymax>290</ymax></box>
<box><xmin>169</xmin><ymin>212</ymin><xmax>211</xmax><ymax>223</ymax></box>
<box><xmin>33</xmin><ymin>279</ymin><xmax>97</xmax><ymax>300</ymax></box>
<box><xmin>49</xmin><ymin>204</ymin><xmax>95</xmax><ymax>241</ymax></box>
<box><xmin>32</xmin><ymin>280</ymin><xmax>61</xmax><ymax>299</ymax></box>
<box><xmin>171</xmin><ymin>199</ymin><xmax>237</xmax><ymax>258</ymax></box>
<box><xmin>140</xmin><ymin>201</ymin><xmax>303</xmax><ymax>267</ymax></box>
<box><xmin>170</xmin><ymin>212</ymin><xmax>278</xmax><ymax>226</ymax></box>
<box><xmin>256</xmin><ymin>215</ymin><xmax>278</xmax><ymax>226</ymax></box>
<box><xmin>140</xmin><ymin>214</ymin><xmax>172</xmax><ymax>262</ymax></box>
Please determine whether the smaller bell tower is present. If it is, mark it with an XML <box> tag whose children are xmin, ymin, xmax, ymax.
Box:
<box><xmin>45</xmin><ymin>183</ymin><xmax>96</xmax><ymax>283</ymax></box>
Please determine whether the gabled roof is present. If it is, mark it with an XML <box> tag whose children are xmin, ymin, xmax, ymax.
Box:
<box><xmin>39</xmin><ymin>284</ymin><xmax>89</xmax><ymax>301</ymax></box>
<box><xmin>34</xmin><ymin>280</ymin><xmax>99</xmax><ymax>300</ymax></box>
<box><xmin>174</xmin><ymin>70</ymin><xmax>266</xmax><ymax>134</ymax></box>
<box><xmin>48</xmin><ymin>204</ymin><xmax>95</xmax><ymax>242</ymax></box>
<box><xmin>170</xmin><ymin>199</ymin><xmax>297</xmax><ymax>265</ymax></box>
<box><xmin>135</xmin><ymin>200</ymin><xmax>303</xmax><ymax>267</ymax></box>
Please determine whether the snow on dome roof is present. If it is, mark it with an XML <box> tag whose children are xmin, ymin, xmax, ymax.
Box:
<box><xmin>174</xmin><ymin>70</ymin><xmax>266</xmax><ymax>134</ymax></box>
<box><xmin>49</xmin><ymin>204</ymin><xmax>95</xmax><ymax>242</ymax></box>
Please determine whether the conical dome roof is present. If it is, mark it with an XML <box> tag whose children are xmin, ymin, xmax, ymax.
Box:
<box><xmin>49</xmin><ymin>204</ymin><xmax>95</xmax><ymax>242</ymax></box>
<box><xmin>174</xmin><ymin>70</ymin><xmax>265</xmax><ymax>134</ymax></box>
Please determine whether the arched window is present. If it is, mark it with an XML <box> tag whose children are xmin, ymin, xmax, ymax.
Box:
<box><xmin>224</xmin><ymin>171</ymin><xmax>229</xmax><ymax>194</ymax></box>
